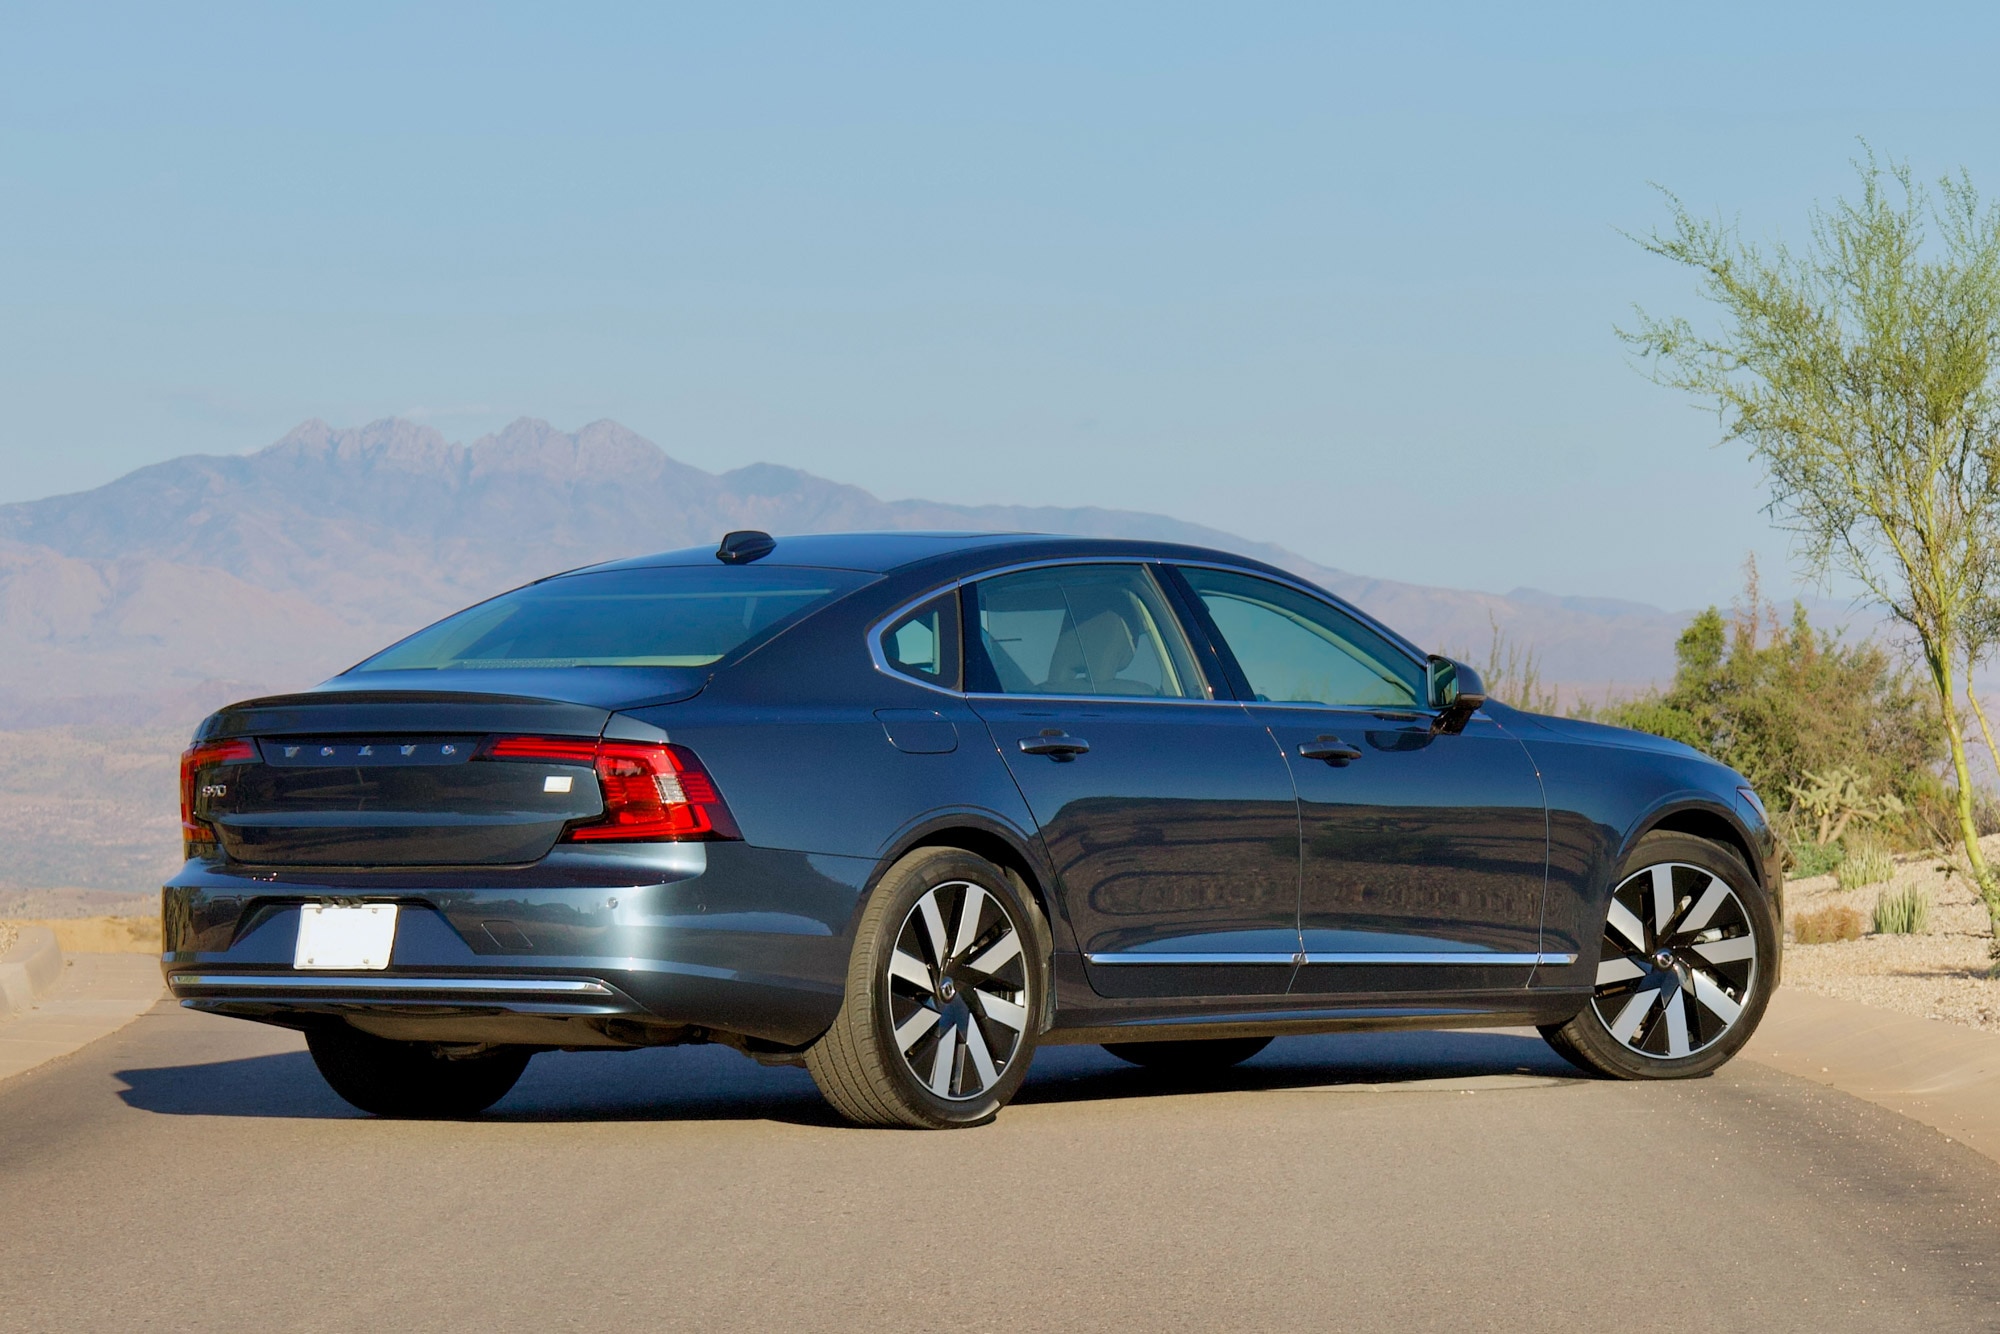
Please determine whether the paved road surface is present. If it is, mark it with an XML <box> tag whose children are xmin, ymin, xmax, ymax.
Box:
<box><xmin>3</xmin><ymin>1002</ymin><xmax>1998</xmax><ymax>1332</ymax></box>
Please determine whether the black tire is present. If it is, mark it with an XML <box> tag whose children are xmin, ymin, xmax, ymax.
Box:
<box><xmin>806</xmin><ymin>848</ymin><xmax>1043</xmax><ymax>1128</ymax></box>
<box><xmin>1102</xmin><ymin>1037</ymin><xmax>1272</xmax><ymax>1071</ymax></box>
<box><xmin>306</xmin><ymin>1026</ymin><xmax>532</xmax><ymax>1117</ymax></box>
<box><xmin>1540</xmin><ymin>831</ymin><xmax>1778</xmax><ymax>1081</ymax></box>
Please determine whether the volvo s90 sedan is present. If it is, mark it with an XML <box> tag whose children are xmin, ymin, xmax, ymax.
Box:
<box><xmin>165</xmin><ymin>531</ymin><xmax>1780</xmax><ymax>1127</ymax></box>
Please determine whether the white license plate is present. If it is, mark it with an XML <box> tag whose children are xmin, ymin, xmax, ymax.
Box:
<box><xmin>294</xmin><ymin>904</ymin><xmax>398</xmax><ymax>970</ymax></box>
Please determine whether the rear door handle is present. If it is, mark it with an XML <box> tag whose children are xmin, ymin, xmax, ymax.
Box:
<box><xmin>1019</xmin><ymin>730</ymin><xmax>1090</xmax><ymax>760</ymax></box>
<box><xmin>1298</xmin><ymin>736</ymin><xmax>1361</xmax><ymax>766</ymax></box>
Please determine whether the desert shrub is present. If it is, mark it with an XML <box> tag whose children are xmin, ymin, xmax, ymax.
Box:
<box><xmin>1872</xmin><ymin>885</ymin><xmax>1933</xmax><ymax>935</ymax></box>
<box><xmin>1791</xmin><ymin>904</ymin><xmax>1867</xmax><ymax>943</ymax></box>
<box><xmin>1786</xmin><ymin>836</ymin><xmax>1845</xmax><ymax>879</ymax></box>
<box><xmin>1472</xmin><ymin>618</ymin><xmax>1560</xmax><ymax>714</ymax></box>
<box><xmin>1580</xmin><ymin>568</ymin><xmax>1944</xmax><ymax>847</ymax></box>
<box><xmin>1907</xmin><ymin>785</ymin><xmax>2000</xmax><ymax>849</ymax></box>
<box><xmin>1836</xmin><ymin>836</ymin><xmax>1895</xmax><ymax>890</ymax></box>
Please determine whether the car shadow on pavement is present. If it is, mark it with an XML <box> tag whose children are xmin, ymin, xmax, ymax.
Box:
<box><xmin>1016</xmin><ymin>1028</ymin><xmax>1590</xmax><ymax>1107</ymax></box>
<box><xmin>114</xmin><ymin>1028</ymin><xmax>1588</xmax><ymax>1125</ymax></box>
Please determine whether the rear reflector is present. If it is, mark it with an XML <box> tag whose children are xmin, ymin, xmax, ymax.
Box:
<box><xmin>482</xmin><ymin>737</ymin><xmax>741</xmax><ymax>842</ymax></box>
<box><xmin>179</xmin><ymin>738</ymin><xmax>256</xmax><ymax>852</ymax></box>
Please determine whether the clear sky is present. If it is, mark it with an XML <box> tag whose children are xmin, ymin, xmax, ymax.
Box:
<box><xmin>6</xmin><ymin>3</ymin><xmax>2000</xmax><ymax>609</ymax></box>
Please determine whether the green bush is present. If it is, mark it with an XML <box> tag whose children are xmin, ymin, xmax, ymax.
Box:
<box><xmin>1872</xmin><ymin>884</ymin><xmax>1933</xmax><ymax>935</ymax></box>
<box><xmin>1581</xmin><ymin>572</ymin><xmax>1944</xmax><ymax>849</ymax></box>
<box><xmin>1787</xmin><ymin>838</ymin><xmax>1844</xmax><ymax>879</ymax></box>
<box><xmin>1836</xmin><ymin>836</ymin><xmax>1895</xmax><ymax>890</ymax></box>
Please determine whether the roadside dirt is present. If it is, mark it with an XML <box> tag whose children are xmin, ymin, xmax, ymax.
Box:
<box><xmin>1784</xmin><ymin>836</ymin><xmax>2000</xmax><ymax>1033</ymax></box>
<box><xmin>0</xmin><ymin>915</ymin><xmax>159</xmax><ymax>954</ymax></box>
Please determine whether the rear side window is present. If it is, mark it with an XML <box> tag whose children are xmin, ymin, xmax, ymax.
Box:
<box><xmin>878</xmin><ymin>592</ymin><xmax>961</xmax><ymax>688</ymax></box>
<box><xmin>355</xmin><ymin>566</ymin><xmax>871</xmax><ymax>671</ymax></box>
<box><xmin>965</xmin><ymin>564</ymin><xmax>1204</xmax><ymax>698</ymax></box>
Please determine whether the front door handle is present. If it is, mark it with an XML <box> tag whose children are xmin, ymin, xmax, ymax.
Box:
<box><xmin>1298</xmin><ymin>736</ymin><xmax>1361</xmax><ymax>766</ymax></box>
<box><xmin>1019</xmin><ymin>730</ymin><xmax>1091</xmax><ymax>760</ymax></box>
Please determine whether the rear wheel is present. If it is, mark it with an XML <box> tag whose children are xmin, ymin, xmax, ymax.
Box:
<box><xmin>806</xmin><ymin>848</ymin><xmax>1042</xmax><ymax>1128</ymax></box>
<box><xmin>306</xmin><ymin>1027</ymin><xmax>532</xmax><ymax>1117</ymax></box>
<box><xmin>1540</xmin><ymin>831</ymin><xmax>1777</xmax><ymax>1080</ymax></box>
<box><xmin>1102</xmin><ymin>1037</ymin><xmax>1271</xmax><ymax>1071</ymax></box>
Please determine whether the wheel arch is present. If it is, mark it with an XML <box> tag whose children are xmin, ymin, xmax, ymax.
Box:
<box><xmin>1619</xmin><ymin>797</ymin><xmax>1782</xmax><ymax>987</ymax></box>
<box><xmin>1633</xmin><ymin>801</ymin><xmax>1765</xmax><ymax>890</ymax></box>
<box><xmin>870</xmin><ymin>812</ymin><xmax>1066</xmax><ymax>1033</ymax></box>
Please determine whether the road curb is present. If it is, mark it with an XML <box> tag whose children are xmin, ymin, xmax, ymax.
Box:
<box><xmin>1745</xmin><ymin>987</ymin><xmax>2000</xmax><ymax>1167</ymax></box>
<box><xmin>0</xmin><ymin>927</ymin><xmax>63</xmax><ymax>1018</ymax></box>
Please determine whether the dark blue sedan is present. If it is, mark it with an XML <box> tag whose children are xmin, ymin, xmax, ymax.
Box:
<box><xmin>164</xmin><ymin>531</ymin><xmax>1781</xmax><ymax>1126</ymax></box>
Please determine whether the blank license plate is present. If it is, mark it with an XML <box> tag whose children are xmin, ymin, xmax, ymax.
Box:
<box><xmin>294</xmin><ymin>904</ymin><xmax>398</xmax><ymax>970</ymax></box>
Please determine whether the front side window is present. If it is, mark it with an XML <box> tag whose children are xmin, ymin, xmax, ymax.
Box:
<box><xmin>355</xmin><ymin>566</ymin><xmax>870</xmax><ymax>672</ymax></box>
<box><xmin>879</xmin><ymin>591</ymin><xmax>961</xmax><ymax>687</ymax></box>
<box><xmin>1179</xmin><ymin>567</ymin><xmax>1423</xmax><ymax>709</ymax></box>
<box><xmin>966</xmin><ymin>565</ymin><xmax>1204</xmax><ymax>699</ymax></box>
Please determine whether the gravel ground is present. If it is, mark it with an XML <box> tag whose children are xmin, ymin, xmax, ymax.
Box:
<box><xmin>1784</xmin><ymin>835</ymin><xmax>2000</xmax><ymax>1032</ymax></box>
<box><xmin>0</xmin><ymin>920</ymin><xmax>16</xmax><ymax>957</ymax></box>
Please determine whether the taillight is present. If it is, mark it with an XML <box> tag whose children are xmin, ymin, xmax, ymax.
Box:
<box><xmin>483</xmin><ymin>737</ymin><xmax>741</xmax><ymax>842</ymax></box>
<box><xmin>179</xmin><ymin>738</ymin><xmax>256</xmax><ymax>853</ymax></box>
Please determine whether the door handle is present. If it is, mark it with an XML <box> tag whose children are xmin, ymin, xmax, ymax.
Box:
<box><xmin>1298</xmin><ymin>736</ymin><xmax>1361</xmax><ymax>766</ymax></box>
<box><xmin>1019</xmin><ymin>730</ymin><xmax>1091</xmax><ymax>760</ymax></box>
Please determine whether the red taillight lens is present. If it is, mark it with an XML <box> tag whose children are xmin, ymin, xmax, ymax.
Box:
<box><xmin>483</xmin><ymin>737</ymin><xmax>741</xmax><ymax>842</ymax></box>
<box><xmin>179</xmin><ymin>738</ymin><xmax>256</xmax><ymax>852</ymax></box>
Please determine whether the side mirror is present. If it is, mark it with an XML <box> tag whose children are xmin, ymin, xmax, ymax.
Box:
<box><xmin>1426</xmin><ymin>655</ymin><xmax>1487</xmax><ymax>735</ymax></box>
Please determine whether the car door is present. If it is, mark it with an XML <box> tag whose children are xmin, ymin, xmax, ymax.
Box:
<box><xmin>965</xmin><ymin>562</ymin><xmax>1303</xmax><ymax>998</ymax></box>
<box><xmin>1170</xmin><ymin>565</ymin><xmax>1549</xmax><ymax>996</ymax></box>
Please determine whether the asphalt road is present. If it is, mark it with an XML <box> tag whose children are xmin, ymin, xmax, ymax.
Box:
<box><xmin>3</xmin><ymin>1003</ymin><xmax>1998</xmax><ymax>1333</ymax></box>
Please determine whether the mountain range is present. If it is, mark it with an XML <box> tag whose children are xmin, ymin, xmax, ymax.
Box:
<box><xmin>0</xmin><ymin>416</ymin><xmax>1710</xmax><ymax>730</ymax></box>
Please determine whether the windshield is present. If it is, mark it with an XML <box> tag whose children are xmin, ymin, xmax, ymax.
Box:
<box><xmin>352</xmin><ymin>566</ymin><xmax>872</xmax><ymax>672</ymax></box>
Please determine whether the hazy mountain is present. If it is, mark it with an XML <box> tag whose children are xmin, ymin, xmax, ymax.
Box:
<box><xmin>0</xmin><ymin>416</ymin><xmax>1700</xmax><ymax>730</ymax></box>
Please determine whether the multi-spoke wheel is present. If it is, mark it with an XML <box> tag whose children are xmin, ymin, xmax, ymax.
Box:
<box><xmin>807</xmin><ymin>848</ymin><xmax>1043</xmax><ymax>1127</ymax></box>
<box><xmin>1541</xmin><ymin>831</ymin><xmax>1777</xmax><ymax>1080</ymax></box>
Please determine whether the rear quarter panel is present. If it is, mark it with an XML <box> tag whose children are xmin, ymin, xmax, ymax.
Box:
<box><xmin>621</xmin><ymin>581</ymin><xmax>1051</xmax><ymax>941</ymax></box>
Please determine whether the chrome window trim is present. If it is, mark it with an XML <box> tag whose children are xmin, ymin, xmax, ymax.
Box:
<box><xmin>863</xmin><ymin>553</ymin><xmax>1434</xmax><ymax>707</ymax></box>
<box><xmin>1085</xmin><ymin>951</ymin><xmax>1576</xmax><ymax>967</ymax></box>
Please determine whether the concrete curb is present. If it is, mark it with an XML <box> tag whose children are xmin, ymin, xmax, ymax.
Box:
<box><xmin>0</xmin><ymin>927</ymin><xmax>64</xmax><ymax>1019</ymax></box>
<box><xmin>0</xmin><ymin>952</ymin><xmax>164</xmax><ymax>1084</ymax></box>
<box><xmin>1744</xmin><ymin>986</ymin><xmax>2000</xmax><ymax>1167</ymax></box>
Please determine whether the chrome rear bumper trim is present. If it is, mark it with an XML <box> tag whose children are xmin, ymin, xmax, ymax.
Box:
<box><xmin>170</xmin><ymin>974</ymin><xmax>616</xmax><ymax>996</ymax></box>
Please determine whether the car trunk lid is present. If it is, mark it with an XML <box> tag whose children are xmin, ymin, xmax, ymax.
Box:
<box><xmin>191</xmin><ymin>688</ymin><xmax>648</xmax><ymax>867</ymax></box>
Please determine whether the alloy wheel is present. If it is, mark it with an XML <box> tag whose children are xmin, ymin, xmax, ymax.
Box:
<box><xmin>885</xmin><ymin>879</ymin><xmax>1031</xmax><ymax>1101</ymax></box>
<box><xmin>1590</xmin><ymin>861</ymin><xmax>1759</xmax><ymax>1060</ymax></box>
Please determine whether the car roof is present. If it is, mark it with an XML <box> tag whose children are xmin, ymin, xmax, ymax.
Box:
<box><xmin>593</xmin><ymin>531</ymin><xmax>1028</xmax><ymax>573</ymax></box>
<box><xmin>591</xmin><ymin>530</ymin><xmax>1269</xmax><ymax>576</ymax></box>
<box><xmin>583</xmin><ymin>531</ymin><xmax>1429</xmax><ymax>663</ymax></box>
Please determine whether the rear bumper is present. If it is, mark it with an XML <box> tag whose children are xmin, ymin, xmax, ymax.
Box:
<box><xmin>161</xmin><ymin>841</ymin><xmax>878</xmax><ymax>1048</ymax></box>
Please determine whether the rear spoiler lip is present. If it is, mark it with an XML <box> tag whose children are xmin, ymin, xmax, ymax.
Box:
<box><xmin>193</xmin><ymin>679</ymin><xmax>708</xmax><ymax>744</ymax></box>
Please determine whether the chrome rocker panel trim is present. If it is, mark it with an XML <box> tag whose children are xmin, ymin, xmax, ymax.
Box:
<box><xmin>1084</xmin><ymin>951</ymin><xmax>1579</xmax><ymax>967</ymax></box>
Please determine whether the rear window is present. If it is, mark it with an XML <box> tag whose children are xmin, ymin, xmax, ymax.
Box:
<box><xmin>353</xmin><ymin>566</ymin><xmax>872</xmax><ymax>672</ymax></box>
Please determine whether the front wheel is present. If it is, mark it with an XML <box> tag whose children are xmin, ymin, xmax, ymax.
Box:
<box><xmin>806</xmin><ymin>848</ymin><xmax>1043</xmax><ymax>1128</ymax></box>
<box><xmin>1540</xmin><ymin>831</ymin><xmax>1778</xmax><ymax>1080</ymax></box>
<box><xmin>306</xmin><ymin>1027</ymin><xmax>532</xmax><ymax>1117</ymax></box>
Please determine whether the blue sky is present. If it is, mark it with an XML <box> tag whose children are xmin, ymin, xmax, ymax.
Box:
<box><xmin>5</xmin><ymin>4</ymin><xmax>2000</xmax><ymax>609</ymax></box>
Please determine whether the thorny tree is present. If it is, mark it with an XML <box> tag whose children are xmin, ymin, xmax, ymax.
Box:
<box><xmin>1623</xmin><ymin>152</ymin><xmax>2000</xmax><ymax>953</ymax></box>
